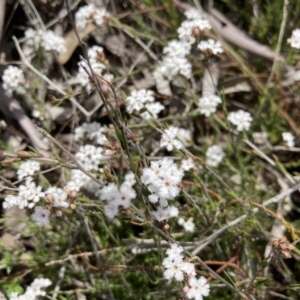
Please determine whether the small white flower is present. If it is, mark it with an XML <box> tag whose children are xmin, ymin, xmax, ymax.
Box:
<box><xmin>198</xmin><ymin>95</ymin><xmax>222</xmax><ymax>117</ymax></box>
<box><xmin>88</xmin><ymin>45</ymin><xmax>104</xmax><ymax>63</ymax></box>
<box><xmin>181</xmin><ymin>158</ymin><xmax>195</xmax><ymax>171</ymax></box>
<box><xmin>184</xmin><ymin>8</ymin><xmax>203</xmax><ymax>20</ymax></box>
<box><xmin>178</xmin><ymin>217</ymin><xmax>195</xmax><ymax>232</ymax></box>
<box><xmin>75</xmin><ymin>144</ymin><xmax>105</xmax><ymax>171</ymax></box>
<box><xmin>12</xmin><ymin>277</ymin><xmax>52</xmax><ymax>299</ymax></box>
<box><xmin>3</xmin><ymin>195</ymin><xmax>20</xmax><ymax>209</ymax></box>
<box><xmin>18</xmin><ymin>181</ymin><xmax>44</xmax><ymax>208</ymax></box>
<box><xmin>228</xmin><ymin>110</ymin><xmax>253</xmax><ymax>131</ymax></box>
<box><xmin>43</xmin><ymin>30</ymin><xmax>66</xmax><ymax>53</ymax></box>
<box><xmin>2</xmin><ymin>65</ymin><xmax>25</xmax><ymax>96</ymax></box>
<box><xmin>100</xmin><ymin>181</ymin><xmax>136</xmax><ymax>219</ymax></box>
<box><xmin>163</xmin><ymin>40</ymin><xmax>192</xmax><ymax>57</ymax></box>
<box><xmin>282</xmin><ymin>132</ymin><xmax>295</xmax><ymax>148</ymax></box>
<box><xmin>163</xmin><ymin>257</ymin><xmax>186</xmax><ymax>281</ymax></box>
<box><xmin>186</xmin><ymin>276</ymin><xmax>210</xmax><ymax>300</ymax></box>
<box><xmin>166</xmin><ymin>243</ymin><xmax>184</xmax><ymax>260</ymax></box>
<box><xmin>17</xmin><ymin>160</ymin><xmax>41</xmax><ymax>181</ymax></box>
<box><xmin>31</xmin><ymin>206</ymin><xmax>50</xmax><ymax>226</ymax></box>
<box><xmin>141</xmin><ymin>102</ymin><xmax>165</xmax><ymax>120</ymax></box>
<box><xmin>151</xmin><ymin>205</ymin><xmax>179</xmax><ymax>221</ymax></box>
<box><xmin>24</xmin><ymin>28</ymin><xmax>66</xmax><ymax>53</ymax></box>
<box><xmin>288</xmin><ymin>29</ymin><xmax>300</xmax><ymax>49</ymax></box>
<box><xmin>126</xmin><ymin>89</ymin><xmax>155</xmax><ymax>113</ymax></box>
<box><xmin>160</xmin><ymin>127</ymin><xmax>183</xmax><ymax>151</ymax></box>
<box><xmin>45</xmin><ymin>187</ymin><xmax>69</xmax><ymax>208</ymax></box>
<box><xmin>75</xmin><ymin>4</ymin><xmax>109</xmax><ymax>29</ymax></box>
<box><xmin>197</xmin><ymin>39</ymin><xmax>223</xmax><ymax>55</ymax></box>
<box><xmin>206</xmin><ymin>145</ymin><xmax>225</xmax><ymax>167</ymax></box>
<box><xmin>178</xmin><ymin>19</ymin><xmax>211</xmax><ymax>44</ymax></box>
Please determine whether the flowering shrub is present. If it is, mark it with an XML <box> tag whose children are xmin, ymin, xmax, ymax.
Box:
<box><xmin>1</xmin><ymin>1</ymin><xmax>300</xmax><ymax>300</ymax></box>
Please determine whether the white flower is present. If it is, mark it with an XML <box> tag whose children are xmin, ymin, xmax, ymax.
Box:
<box><xmin>77</xmin><ymin>60</ymin><xmax>106</xmax><ymax>93</ymax></box>
<box><xmin>18</xmin><ymin>181</ymin><xmax>44</xmax><ymax>209</ymax></box>
<box><xmin>45</xmin><ymin>187</ymin><xmax>69</xmax><ymax>208</ymax></box>
<box><xmin>2</xmin><ymin>65</ymin><xmax>25</xmax><ymax>96</ymax></box>
<box><xmin>140</xmin><ymin>102</ymin><xmax>165</xmax><ymax>120</ymax></box>
<box><xmin>206</xmin><ymin>145</ymin><xmax>225</xmax><ymax>167</ymax></box>
<box><xmin>31</xmin><ymin>206</ymin><xmax>50</xmax><ymax>226</ymax></box>
<box><xmin>163</xmin><ymin>257</ymin><xmax>186</xmax><ymax>281</ymax></box>
<box><xmin>126</xmin><ymin>89</ymin><xmax>155</xmax><ymax>113</ymax></box>
<box><xmin>282</xmin><ymin>132</ymin><xmax>295</xmax><ymax>148</ymax></box>
<box><xmin>288</xmin><ymin>29</ymin><xmax>300</xmax><ymax>49</ymax></box>
<box><xmin>198</xmin><ymin>95</ymin><xmax>222</xmax><ymax>117</ymax></box>
<box><xmin>186</xmin><ymin>276</ymin><xmax>210</xmax><ymax>300</ymax></box>
<box><xmin>178</xmin><ymin>217</ymin><xmax>195</xmax><ymax>232</ymax></box>
<box><xmin>178</xmin><ymin>19</ymin><xmax>211</xmax><ymax>44</ymax></box>
<box><xmin>88</xmin><ymin>45</ymin><xmax>104</xmax><ymax>63</ymax></box>
<box><xmin>24</xmin><ymin>28</ymin><xmax>66</xmax><ymax>53</ymax></box>
<box><xmin>17</xmin><ymin>160</ymin><xmax>41</xmax><ymax>181</ymax></box>
<box><xmin>124</xmin><ymin>172</ymin><xmax>136</xmax><ymax>186</ymax></box>
<box><xmin>162</xmin><ymin>243</ymin><xmax>196</xmax><ymax>282</ymax></box>
<box><xmin>153</xmin><ymin>40</ymin><xmax>192</xmax><ymax>84</ymax></box>
<box><xmin>11</xmin><ymin>277</ymin><xmax>52</xmax><ymax>299</ymax></box>
<box><xmin>197</xmin><ymin>39</ymin><xmax>223</xmax><ymax>55</ymax></box>
<box><xmin>75</xmin><ymin>145</ymin><xmax>105</xmax><ymax>171</ymax></box>
<box><xmin>177</xmin><ymin>128</ymin><xmax>192</xmax><ymax>146</ymax></box>
<box><xmin>68</xmin><ymin>170</ymin><xmax>101</xmax><ymax>195</ymax></box>
<box><xmin>184</xmin><ymin>8</ymin><xmax>203</xmax><ymax>20</ymax></box>
<box><xmin>43</xmin><ymin>30</ymin><xmax>66</xmax><ymax>53</ymax></box>
<box><xmin>3</xmin><ymin>195</ymin><xmax>20</xmax><ymax>209</ymax></box>
<box><xmin>163</xmin><ymin>40</ymin><xmax>192</xmax><ymax>57</ymax></box>
<box><xmin>141</xmin><ymin>158</ymin><xmax>183</xmax><ymax>208</ymax></box>
<box><xmin>75</xmin><ymin>4</ymin><xmax>109</xmax><ymax>29</ymax></box>
<box><xmin>228</xmin><ymin>110</ymin><xmax>253</xmax><ymax>131</ymax></box>
<box><xmin>181</xmin><ymin>158</ymin><xmax>195</xmax><ymax>171</ymax></box>
<box><xmin>25</xmin><ymin>27</ymin><xmax>43</xmax><ymax>48</ymax></box>
<box><xmin>166</xmin><ymin>243</ymin><xmax>184</xmax><ymax>260</ymax></box>
<box><xmin>160</xmin><ymin>127</ymin><xmax>183</xmax><ymax>151</ymax></box>
<box><xmin>151</xmin><ymin>205</ymin><xmax>179</xmax><ymax>221</ymax></box>
<box><xmin>100</xmin><ymin>181</ymin><xmax>136</xmax><ymax>219</ymax></box>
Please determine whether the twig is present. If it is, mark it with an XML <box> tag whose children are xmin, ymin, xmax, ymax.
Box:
<box><xmin>192</xmin><ymin>256</ymin><xmax>253</xmax><ymax>299</ymax></box>
<box><xmin>192</xmin><ymin>181</ymin><xmax>300</xmax><ymax>255</ymax></box>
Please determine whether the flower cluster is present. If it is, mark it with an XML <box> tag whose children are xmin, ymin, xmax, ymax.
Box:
<box><xmin>178</xmin><ymin>8</ymin><xmax>211</xmax><ymax>44</ymax></box>
<box><xmin>17</xmin><ymin>160</ymin><xmax>41</xmax><ymax>181</ymax></box>
<box><xmin>197</xmin><ymin>39</ymin><xmax>223</xmax><ymax>56</ymax></box>
<box><xmin>2</xmin><ymin>65</ymin><xmax>25</xmax><ymax>96</ymax></box>
<box><xmin>178</xmin><ymin>217</ymin><xmax>195</xmax><ymax>232</ymax></box>
<box><xmin>126</xmin><ymin>89</ymin><xmax>164</xmax><ymax>119</ymax></box>
<box><xmin>3</xmin><ymin>180</ymin><xmax>44</xmax><ymax>210</ymax></box>
<box><xmin>77</xmin><ymin>45</ymin><xmax>113</xmax><ymax>93</ymax></box>
<box><xmin>198</xmin><ymin>95</ymin><xmax>222</xmax><ymax>117</ymax></box>
<box><xmin>228</xmin><ymin>110</ymin><xmax>253</xmax><ymax>131</ymax></box>
<box><xmin>153</xmin><ymin>40</ymin><xmax>192</xmax><ymax>85</ymax></box>
<box><xmin>162</xmin><ymin>244</ymin><xmax>210</xmax><ymax>300</ymax></box>
<box><xmin>141</xmin><ymin>158</ymin><xmax>194</xmax><ymax>221</ymax></box>
<box><xmin>75</xmin><ymin>4</ymin><xmax>109</xmax><ymax>29</ymax></box>
<box><xmin>99</xmin><ymin>172</ymin><xmax>136</xmax><ymax>219</ymax></box>
<box><xmin>282</xmin><ymin>132</ymin><xmax>295</xmax><ymax>148</ymax></box>
<box><xmin>288</xmin><ymin>28</ymin><xmax>300</xmax><ymax>49</ymax></box>
<box><xmin>75</xmin><ymin>145</ymin><xmax>105</xmax><ymax>170</ymax></box>
<box><xmin>206</xmin><ymin>145</ymin><xmax>225</xmax><ymax>167</ymax></box>
<box><xmin>160</xmin><ymin>126</ymin><xmax>184</xmax><ymax>151</ymax></box>
<box><xmin>10</xmin><ymin>278</ymin><xmax>51</xmax><ymax>300</ymax></box>
<box><xmin>3</xmin><ymin>160</ymin><xmax>78</xmax><ymax>226</ymax></box>
<box><xmin>24</xmin><ymin>28</ymin><xmax>66</xmax><ymax>53</ymax></box>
